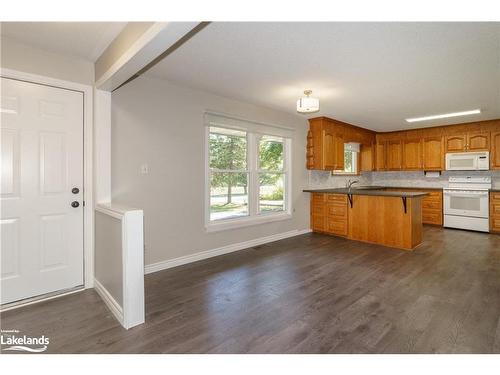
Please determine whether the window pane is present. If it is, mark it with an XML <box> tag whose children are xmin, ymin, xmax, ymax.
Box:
<box><xmin>209</xmin><ymin>127</ymin><xmax>247</xmax><ymax>170</ymax></box>
<box><xmin>259</xmin><ymin>173</ymin><xmax>285</xmax><ymax>213</ymax></box>
<box><xmin>210</xmin><ymin>172</ymin><xmax>248</xmax><ymax>221</ymax></box>
<box><xmin>259</xmin><ymin>136</ymin><xmax>284</xmax><ymax>171</ymax></box>
<box><xmin>344</xmin><ymin>150</ymin><xmax>353</xmax><ymax>173</ymax></box>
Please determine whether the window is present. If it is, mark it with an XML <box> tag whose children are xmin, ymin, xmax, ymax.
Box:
<box><xmin>206</xmin><ymin>114</ymin><xmax>292</xmax><ymax>230</ymax></box>
<box><xmin>334</xmin><ymin>144</ymin><xmax>358</xmax><ymax>175</ymax></box>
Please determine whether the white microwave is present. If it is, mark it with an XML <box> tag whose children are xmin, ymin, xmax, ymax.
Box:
<box><xmin>445</xmin><ymin>151</ymin><xmax>489</xmax><ymax>171</ymax></box>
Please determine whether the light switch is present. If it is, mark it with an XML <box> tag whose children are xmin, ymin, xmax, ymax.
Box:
<box><xmin>140</xmin><ymin>163</ymin><xmax>149</xmax><ymax>174</ymax></box>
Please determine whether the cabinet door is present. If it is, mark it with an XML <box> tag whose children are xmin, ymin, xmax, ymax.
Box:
<box><xmin>311</xmin><ymin>194</ymin><xmax>326</xmax><ymax>232</ymax></box>
<box><xmin>360</xmin><ymin>143</ymin><xmax>374</xmax><ymax>172</ymax></box>
<box><xmin>423</xmin><ymin>136</ymin><xmax>444</xmax><ymax>171</ymax></box>
<box><xmin>445</xmin><ymin>135</ymin><xmax>467</xmax><ymax>152</ymax></box>
<box><xmin>322</xmin><ymin>127</ymin><xmax>344</xmax><ymax>170</ymax></box>
<box><xmin>402</xmin><ymin>139</ymin><xmax>422</xmax><ymax>170</ymax></box>
<box><xmin>386</xmin><ymin>140</ymin><xmax>403</xmax><ymax>170</ymax></box>
<box><xmin>467</xmin><ymin>131</ymin><xmax>489</xmax><ymax>151</ymax></box>
<box><xmin>375</xmin><ymin>141</ymin><xmax>386</xmax><ymax>171</ymax></box>
<box><xmin>491</xmin><ymin>131</ymin><xmax>500</xmax><ymax>169</ymax></box>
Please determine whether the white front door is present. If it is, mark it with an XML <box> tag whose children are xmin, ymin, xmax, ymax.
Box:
<box><xmin>1</xmin><ymin>77</ymin><xmax>84</xmax><ymax>305</ymax></box>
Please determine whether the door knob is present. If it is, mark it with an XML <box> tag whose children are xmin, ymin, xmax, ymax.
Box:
<box><xmin>71</xmin><ymin>201</ymin><xmax>80</xmax><ymax>208</ymax></box>
<box><xmin>72</xmin><ymin>187</ymin><xmax>80</xmax><ymax>194</ymax></box>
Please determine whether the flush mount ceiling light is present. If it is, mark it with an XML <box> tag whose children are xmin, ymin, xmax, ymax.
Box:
<box><xmin>406</xmin><ymin>109</ymin><xmax>481</xmax><ymax>123</ymax></box>
<box><xmin>297</xmin><ymin>90</ymin><xmax>320</xmax><ymax>113</ymax></box>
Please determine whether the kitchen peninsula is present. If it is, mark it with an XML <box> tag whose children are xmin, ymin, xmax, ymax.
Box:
<box><xmin>303</xmin><ymin>187</ymin><xmax>429</xmax><ymax>250</ymax></box>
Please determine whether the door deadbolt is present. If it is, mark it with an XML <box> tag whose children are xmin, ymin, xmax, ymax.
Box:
<box><xmin>72</xmin><ymin>187</ymin><xmax>80</xmax><ymax>194</ymax></box>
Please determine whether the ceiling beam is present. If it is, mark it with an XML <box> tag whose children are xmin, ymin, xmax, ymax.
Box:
<box><xmin>95</xmin><ymin>22</ymin><xmax>205</xmax><ymax>91</ymax></box>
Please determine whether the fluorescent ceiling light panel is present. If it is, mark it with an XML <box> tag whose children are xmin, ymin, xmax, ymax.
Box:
<box><xmin>405</xmin><ymin>109</ymin><xmax>481</xmax><ymax>123</ymax></box>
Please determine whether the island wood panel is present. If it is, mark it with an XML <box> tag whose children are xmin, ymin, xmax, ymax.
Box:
<box><xmin>385</xmin><ymin>188</ymin><xmax>442</xmax><ymax>225</ymax></box>
<box><xmin>347</xmin><ymin>195</ymin><xmax>422</xmax><ymax>250</ymax></box>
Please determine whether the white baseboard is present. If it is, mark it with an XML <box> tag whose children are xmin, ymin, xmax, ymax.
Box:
<box><xmin>145</xmin><ymin>228</ymin><xmax>312</xmax><ymax>275</ymax></box>
<box><xmin>94</xmin><ymin>278</ymin><xmax>124</xmax><ymax>327</ymax></box>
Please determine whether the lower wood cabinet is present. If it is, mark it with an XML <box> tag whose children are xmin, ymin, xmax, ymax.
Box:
<box><xmin>326</xmin><ymin>194</ymin><xmax>348</xmax><ymax>236</ymax></box>
<box><xmin>490</xmin><ymin>192</ymin><xmax>500</xmax><ymax>233</ymax></box>
<box><xmin>311</xmin><ymin>193</ymin><xmax>326</xmax><ymax>232</ymax></box>
<box><xmin>310</xmin><ymin>193</ymin><xmax>348</xmax><ymax>236</ymax></box>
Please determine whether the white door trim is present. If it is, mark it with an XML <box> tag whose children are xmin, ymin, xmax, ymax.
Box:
<box><xmin>0</xmin><ymin>68</ymin><xmax>94</xmax><ymax>292</ymax></box>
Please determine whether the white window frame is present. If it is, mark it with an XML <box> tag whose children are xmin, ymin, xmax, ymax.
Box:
<box><xmin>204</xmin><ymin>114</ymin><xmax>293</xmax><ymax>232</ymax></box>
<box><xmin>333</xmin><ymin>147</ymin><xmax>358</xmax><ymax>175</ymax></box>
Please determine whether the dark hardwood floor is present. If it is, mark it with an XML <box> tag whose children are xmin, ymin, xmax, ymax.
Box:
<box><xmin>2</xmin><ymin>226</ymin><xmax>500</xmax><ymax>354</ymax></box>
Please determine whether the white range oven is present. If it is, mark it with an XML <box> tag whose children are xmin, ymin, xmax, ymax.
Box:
<box><xmin>443</xmin><ymin>176</ymin><xmax>491</xmax><ymax>232</ymax></box>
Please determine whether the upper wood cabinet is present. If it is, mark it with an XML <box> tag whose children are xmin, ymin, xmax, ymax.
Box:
<box><xmin>491</xmin><ymin>131</ymin><xmax>500</xmax><ymax>169</ymax></box>
<box><xmin>386</xmin><ymin>140</ymin><xmax>403</xmax><ymax>170</ymax></box>
<box><xmin>307</xmin><ymin>119</ymin><xmax>345</xmax><ymax>171</ymax></box>
<box><xmin>402</xmin><ymin>139</ymin><xmax>422</xmax><ymax>170</ymax></box>
<box><xmin>322</xmin><ymin>126</ymin><xmax>344</xmax><ymax>170</ymax></box>
<box><xmin>422</xmin><ymin>136</ymin><xmax>444</xmax><ymax>171</ymax></box>
<box><xmin>306</xmin><ymin>117</ymin><xmax>499</xmax><ymax>172</ymax></box>
<box><xmin>467</xmin><ymin>131</ymin><xmax>489</xmax><ymax>151</ymax></box>
<box><xmin>445</xmin><ymin>132</ymin><xmax>490</xmax><ymax>153</ymax></box>
<box><xmin>445</xmin><ymin>134</ymin><xmax>467</xmax><ymax>152</ymax></box>
<box><xmin>375</xmin><ymin>141</ymin><xmax>386</xmax><ymax>171</ymax></box>
<box><xmin>360</xmin><ymin>143</ymin><xmax>374</xmax><ymax>172</ymax></box>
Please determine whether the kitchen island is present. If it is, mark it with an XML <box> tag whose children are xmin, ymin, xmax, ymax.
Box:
<box><xmin>303</xmin><ymin>188</ymin><xmax>429</xmax><ymax>250</ymax></box>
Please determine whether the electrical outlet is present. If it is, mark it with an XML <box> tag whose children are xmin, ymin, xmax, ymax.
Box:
<box><xmin>140</xmin><ymin>163</ymin><xmax>149</xmax><ymax>174</ymax></box>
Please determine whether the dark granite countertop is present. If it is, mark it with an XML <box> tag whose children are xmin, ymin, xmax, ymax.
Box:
<box><xmin>490</xmin><ymin>189</ymin><xmax>500</xmax><ymax>192</ymax></box>
<box><xmin>376</xmin><ymin>186</ymin><xmax>443</xmax><ymax>190</ymax></box>
<box><xmin>302</xmin><ymin>188</ymin><xmax>429</xmax><ymax>198</ymax></box>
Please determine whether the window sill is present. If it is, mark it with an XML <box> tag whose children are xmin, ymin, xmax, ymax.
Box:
<box><xmin>205</xmin><ymin>212</ymin><xmax>292</xmax><ymax>233</ymax></box>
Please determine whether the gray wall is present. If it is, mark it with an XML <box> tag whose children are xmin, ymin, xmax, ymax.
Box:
<box><xmin>1</xmin><ymin>36</ymin><xmax>94</xmax><ymax>85</ymax></box>
<box><xmin>94</xmin><ymin>211</ymin><xmax>123</xmax><ymax>306</ymax></box>
<box><xmin>111</xmin><ymin>76</ymin><xmax>310</xmax><ymax>266</ymax></box>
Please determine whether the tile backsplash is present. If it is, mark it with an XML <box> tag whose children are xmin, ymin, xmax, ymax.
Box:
<box><xmin>308</xmin><ymin>170</ymin><xmax>500</xmax><ymax>189</ymax></box>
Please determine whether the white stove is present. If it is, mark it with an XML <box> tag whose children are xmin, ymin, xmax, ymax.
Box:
<box><xmin>443</xmin><ymin>176</ymin><xmax>491</xmax><ymax>232</ymax></box>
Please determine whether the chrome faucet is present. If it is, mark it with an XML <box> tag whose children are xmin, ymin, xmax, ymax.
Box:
<box><xmin>346</xmin><ymin>179</ymin><xmax>359</xmax><ymax>192</ymax></box>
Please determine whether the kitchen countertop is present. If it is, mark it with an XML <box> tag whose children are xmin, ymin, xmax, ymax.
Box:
<box><xmin>302</xmin><ymin>188</ymin><xmax>429</xmax><ymax>198</ymax></box>
<box><xmin>490</xmin><ymin>189</ymin><xmax>500</xmax><ymax>192</ymax></box>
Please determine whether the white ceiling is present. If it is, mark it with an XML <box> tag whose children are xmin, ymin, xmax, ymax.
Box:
<box><xmin>0</xmin><ymin>22</ymin><xmax>126</xmax><ymax>62</ymax></box>
<box><xmin>147</xmin><ymin>22</ymin><xmax>500</xmax><ymax>132</ymax></box>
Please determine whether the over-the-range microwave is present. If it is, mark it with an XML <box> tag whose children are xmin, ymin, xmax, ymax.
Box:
<box><xmin>445</xmin><ymin>151</ymin><xmax>489</xmax><ymax>171</ymax></box>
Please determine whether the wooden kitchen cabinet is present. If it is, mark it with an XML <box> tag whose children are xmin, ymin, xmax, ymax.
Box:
<box><xmin>467</xmin><ymin>131</ymin><xmax>489</xmax><ymax>151</ymax></box>
<box><xmin>422</xmin><ymin>136</ymin><xmax>444</xmax><ymax>171</ymax></box>
<box><xmin>402</xmin><ymin>138</ymin><xmax>422</xmax><ymax>170</ymax></box>
<box><xmin>326</xmin><ymin>194</ymin><xmax>348</xmax><ymax>236</ymax></box>
<box><xmin>490</xmin><ymin>192</ymin><xmax>500</xmax><ymax>233</ymax></box>
<box><xmin>445</xmin><ymin>132</ymin><xmax>489</xmax><ymax>153</ymax></box>
<box><xmin>310</xmin><ymin>193</ymin><xmax>326</xmax><ymax>232</ymax></box>
<box><xmin>445</xmin><ymin>134</ymin><xmax>467</xmax><ymax>152</ymax></box>
<box><xmin>360</xmin><ymin>143</ymin><xmax>375</xmax><ymax>172</ymax></box>
<box><xmin>375</xmin><ymin>141</ymin><xmax>386</xmax><ymax>171</ymax></box>
<box><xmin>386</xmin><ymin>140</ymin><xmax>403</xmax><ymax>170</ymax></box>
<box><xmin>492</xmin><ymin>131</ymin><xmax>500</xmax><ymax>169</ymax></box>
<box><xmin>307</xmin><ymin>119</ymin><xmax>345</xmax><ymax>171</ymax></box>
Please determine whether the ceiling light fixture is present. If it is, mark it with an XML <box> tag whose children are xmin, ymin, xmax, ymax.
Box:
<box><xmin>406</xmin><ymin>109</ymin><xmax>481</xmax><ymax>123</ymax></box>
<box><xmin>297</xmin><ymin>90</ymin><xmax>319</xmax><ymax>113</ymax></box>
